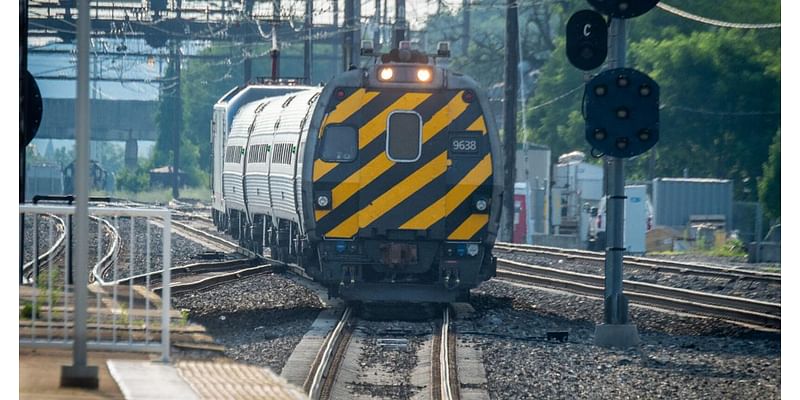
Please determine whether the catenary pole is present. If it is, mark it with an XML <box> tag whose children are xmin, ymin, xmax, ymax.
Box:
<box><xmin>501</xmin><ymin>0</ymin><xmax>519</xmax><ymax>242</ymax></box>
<box><xmin>60</xmin><ymin>0</ymin><xmax>99</xmax><ymax>387</ymax></box>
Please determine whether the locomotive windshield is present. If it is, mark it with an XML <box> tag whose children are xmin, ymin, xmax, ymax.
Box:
<box><xmin>320</xmin><ymin>125</ymin><xmax>358</xmax><ymax>162</ymax></box>
<box><xmin>387</xmin><ymin>111</ymin><xmax>422</xmax><ymax>162</ymax></box>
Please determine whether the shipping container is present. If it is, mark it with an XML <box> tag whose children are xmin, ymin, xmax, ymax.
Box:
<box><xmin>652</xmin><ymin>178</ymin><xmax>733</xmax><ymax>230</ymax></box>
<box><xmin>515</xmin><ymin>144</ymin><xmax>551</xmax><ymax>234</ymax></box>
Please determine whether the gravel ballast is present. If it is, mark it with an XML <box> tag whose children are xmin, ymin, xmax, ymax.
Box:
<box><xmin>495</xmin><ymin>249</ymin><xmax>781</xmax><ymax>303</ymax></box>
<box><xmin>466</xmin><ymin>280</ymin><xmax>780</xmax><ymax>399</ymax></box>
<box><xmin>172</xmin><ymin>273</ymin><xmax>325</xmax><ymax>373</ymax></box>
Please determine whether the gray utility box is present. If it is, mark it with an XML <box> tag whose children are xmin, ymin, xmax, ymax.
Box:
<box><xmin>652</xmin><ymin>178</ymin><xmax>733</xmax><ymax>231</ymax></box>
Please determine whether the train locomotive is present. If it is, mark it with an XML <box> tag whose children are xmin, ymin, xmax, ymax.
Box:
<box><xmin>211</xmin><ymin>42</ymin><xmax>503</xmax><ymax>302</ymax></box>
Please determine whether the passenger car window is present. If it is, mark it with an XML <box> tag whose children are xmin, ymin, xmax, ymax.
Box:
<box><xmin>387</xmin><ymin>112</ymin><xmax>422</xmax><ymax>162</ymax></box>
<box><xmin>320</xmin><ymin>125</ymin><xmax>358</xmax><ymax>162</ymax></box>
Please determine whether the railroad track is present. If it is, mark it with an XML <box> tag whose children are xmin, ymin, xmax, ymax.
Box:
<box><xmin>495</xmin><ymin>258</ymin><xmax>781</xmax><ymax>329</ymax></box>
<box><xmin>306</xmin><ymin>306</ymin><xmax>458</xmax><ymax>400</ymax></box>
<box><xmin>494</xmin><ymin>242</ymin><xmax>781</xmax><ymax>284</ymax></box>
<box><xmin>90</xmin><ymin>216</ymin><xmax>122</xmax><ymax>284</ymax></box>
<box><xmin>22</xmin><ymin>214</ymin><xmax>67</xmax><ymax>284</ymax></box>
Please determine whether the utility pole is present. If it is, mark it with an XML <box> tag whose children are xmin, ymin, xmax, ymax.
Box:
<box><xmin>392</xmin><ymin>0</ymin><xmax>406</xmax><ymax>49</ymax></box>
<box><xmin>171</xmin><ymin>41</ymin><xmax>182</xmax><ymax>199</ymax></box>
<box><xmin>304</xmin><ymin>0</ymin><xmax>313</xmax><ymax>84</ymax></box>
<box><xmin>501</xmin><ymin>0</ymin><xmax>519</xmax><ymax>242</ymax></box>
<box><xmin>374</xmin><ymin>0</ymin><xmax>381</xmax><ymax>51</ymax></box>
<box><xmin>461</xmin><ymin>0</ymin><xmax>470</xmax><ymax>56</ymax></box>
<box><xmin>332</xmin><ymin>0</ymin><xmax>339</xmax><ymax>72</ymax></box>
<box><xmin>270</xmin><ymin>24</ymin><xmax>280</xmax><ymax>80</ymax></box>
<box><xmin>343</xmin><ymin>0</ymin><xmax>354</xmax><ymax>70</ymax></box>
<box><xmin>271</xmin><ymin>0</ymin><xmax>281</xmax><ymax>80</ymax></box>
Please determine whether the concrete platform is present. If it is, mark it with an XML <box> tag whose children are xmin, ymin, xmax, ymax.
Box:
<box><xmin>21</xmin><ymin>348</ymin><xmax>308</xmax><ymax>399</ymax></box>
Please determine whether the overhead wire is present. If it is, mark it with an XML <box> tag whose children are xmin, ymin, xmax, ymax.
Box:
<box><xmin>656</xmin><ymin>2</ymin><xmax>780</xmax><ymax>30</ymax></box>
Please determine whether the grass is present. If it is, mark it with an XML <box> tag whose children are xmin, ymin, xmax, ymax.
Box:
<box><xmin>649</xmin><ymin>238</ymin><xmax>748</xmax><ymax>258</ymax></box>
<box><xmin>92</xmin><ymin>186</ymin><xmax>211</xmax><ymax>204</ymax></box>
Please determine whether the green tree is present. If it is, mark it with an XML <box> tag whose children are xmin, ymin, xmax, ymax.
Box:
<box><xmin>525</xmin><ymin>1</ymin><xmax>779</xmax><ymax>199</ymax></box>
<box><xmin>758</xmin><ymin>129</ymin><xmax>780</xmax><ymax>221</ymax></box>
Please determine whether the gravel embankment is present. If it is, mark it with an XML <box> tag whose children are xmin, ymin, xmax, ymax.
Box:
<box><xmin>172</xmin><ymin>273</ymin><xmax>324</xmax><ymax>373</ymax></box>
<box><xmin>495</xmin><ymin>249</ymin><xmax>781</xmax><ymax>303</ymax></box>
<box><xmin>465</xmin><ymin>280</ymin><xmax>780</xmax><ymax>399</ymax></box>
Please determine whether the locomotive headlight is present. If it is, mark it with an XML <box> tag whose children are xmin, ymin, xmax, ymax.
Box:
<box><xmin>416</xmin><ymin>68</ymin><xmax>432</xmax><ymax>82</ymax></box>
<box><xmin>467</xmin><ymin>244</ymin><xmax>480</xmax><ymax>257</ymax></box>
<box><xmin>379</xmin><ymin>67</ymin><xmax>394</xmax><ymax>81</ymax></box>
<box><xmin>316</xmin><ymin>194</ymin><xmax>331</xmax><ymax>209</ymax></box>
<box><xmin>475</xmin><ymin>198</ymin><xmax>489</xmax><ymax>212</ymax></box>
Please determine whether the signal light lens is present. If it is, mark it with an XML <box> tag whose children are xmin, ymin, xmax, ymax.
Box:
<box><xmin>379</xmin><ymin>67</ymin><xmax>394</xmax><ymax>81</ymax></box>
<box><xmin>638</xmin><ymin>129</ymin><xmax>651</xmax><ymax>141</ymax></box>
<box><xmin>616</xmin><ymin>107</ymin><xmax>629</xmax><ymax>119</ymax></box>
<box><xmin>462</xmin><ymin>90</ymin><xmax>475</xmax><ymax>103</ymax></box>
<box><xmin>639</xmin><ymin>84</ymin><xmax>652</xmax><ymax>97</ymax></box>
<box><xmin>616</xmin><ymin>138</ymin><xmax>628</xmax><ymax>149</ymax></box>
<box><xmin>593</xmin><ymin>128</ymin><xmax>606</xmax><ymax>141</ymax></box>
<box><xmin>617</xmin><ymin>75</ymin><xmax>629</xmax><ymax>87</ymax></box>
<box><xmin>416</xmin><ymin>68</ymin><xmax>432</xmax><ymax>82</ymax></box>
<box><xmin>334</xmin><ymin>88</ymin><xmax>346</xmax><ymax>100</ymax></box>
<box><xmin>594</xmin><ymin>85</ymin><xmax>607</xmax><ymax>96</ymax></box>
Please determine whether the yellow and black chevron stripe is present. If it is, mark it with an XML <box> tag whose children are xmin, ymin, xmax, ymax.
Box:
<box><xmin>313</xmin><ymin>88</ymin><xmax>493</xmax><ymax>241</ymax></box>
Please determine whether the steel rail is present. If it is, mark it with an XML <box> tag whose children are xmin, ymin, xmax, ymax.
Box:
<box><xmin>439</xmin><ymin>306</ymin><xmax>455</xmax><ymax>400</ymax></box>
<box><xmin>307</xmin><ymin>306</ymin><xmax>353</xmax><ymax>400</ymax></box>
<box><xmin>22</xmin><ymin>214</ymin><xmax>67</xmax><ymax>284</ymax></box>
<box><xmin>90</xmin><ymin>216</ymin><xmax>121</xmax><ymax>285</ymax></box>
<box><xmin>156</xmin><ymin>264</ymin><xmax>276</xmax><ymax>295</ymax></box>
<box><xmin>494</xmin><ymin>242</ymin><xmax>781</xmax><ymax>283</ymax></box>
<box><xmin>496</xmin><ymin>258</ymin><xmax>780</xmax><ymax>329</ymax></box>
<box><xmin>169</xmin><ymin>219</ymin><xmax>259</xmax><ymax>258</ymax></box>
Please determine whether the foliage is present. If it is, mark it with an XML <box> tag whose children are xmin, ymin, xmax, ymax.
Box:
<box><xmin>705</xmin><ymin>238</ymin><xmax>747</xmax><ymax>258</ymax></box>
<box><xmin>758</xmin><ymin>129</ymin><xmax>780</xmax><ymax>221</ymax></box>
<box><xmin>116</xmin><ymin>164</ymin><xmax>151</xmax><ymax>193</ymax></box>
<box><xmin>421</xmin><ymin>0</ymin><xmax>575</xmax><ymax>94</ymax></box>
<box><xmin>523</xmin><ymin>1</ymin><xmax>779</xmax><ymax>201</ymax></box>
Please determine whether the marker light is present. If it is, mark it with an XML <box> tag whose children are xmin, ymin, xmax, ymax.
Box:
<box><xmin>475</xmin><ymin>198</ymin><xmax>488</xmax><ymax>212</ymax></box>
<box><xmin>379</xmin><ymin>67</ymin><xmax>394</xmax><ymax>81</ymax></box>
<box><xmin>416</xmin><ymin>68</ymin><xmax>432</xmax><ymax>82</ymax></box>
<box><xmin>467</xmin><ymin>244</ymin><xmax>480</xmax><ymax>257</ymax></box>
<box><xmin>316</xmin><ymin>194</ymin><xmax>330</xmax><ymax>208</ymax></box>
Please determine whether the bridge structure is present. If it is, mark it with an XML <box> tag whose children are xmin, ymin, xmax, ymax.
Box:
<box><xmin>37</xmin><ymin>98</ymin><xmax>158</xmax><ymax>167</ymax></box>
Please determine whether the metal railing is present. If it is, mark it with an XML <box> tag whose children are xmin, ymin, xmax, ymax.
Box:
<box><xmin>19</xmin><ymin>205</ymin><xmax>172</xmax><ymax>361</ymax></box>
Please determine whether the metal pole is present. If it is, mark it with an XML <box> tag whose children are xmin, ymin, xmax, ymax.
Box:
<box><xmin>270</xmin><ymin>25</ymin><xmax>280</xmax><ymax>81</ymax></box>
<box><xmin>20</xmin><ymin>0</ymin><xmax>28</xmax><ymax>285</ymax></box>
<box><xmin>754</xmin><ymin>202</ymin><xmax>763</xmax><ymax>262</ymax></box>
<box><xmin>461</xmin><ymin>0</ymin><xmax>470</xmax><ymax>56</ymax></box>
<box><xmin>392</xmin><ymin>0</ymin><xmax>405</xmax><ymax>49</ymax></box>
<box><xmin>304</xmin><ymin>0</ymin><xmax>313</xmax><ymax>84</ymax></box>
<box><xmin>160</xmin><ymin>213</ymin><xmax>172</xmax><ymax>362</ymax></box>
<box><xmin>61</xmin><ymin>0</ymin><xmax>98</xmax><ymax>388</ymax></box>
<box><xmin>500</xmin><ymin>0</ymin><xmax>519</xmax><ymax>242</ymax></box>
<box><xmin>594</xmin><ymin>17</ymin><xmax>639</xmax><ymax>349</ymax></box>
<box><xmin>174</xmin><ymin>41</ymin><xmax>182</xmax><ymax>200</ymax></box>
<box><xmin>374</xmin><ymin>0</ymin><xmax>381</xmax><ymax>51</ymax></box>
<box><xmin>343</xmin><ymin>0</ymin><xmax>353</xmax><ymax>70</ymax></box>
